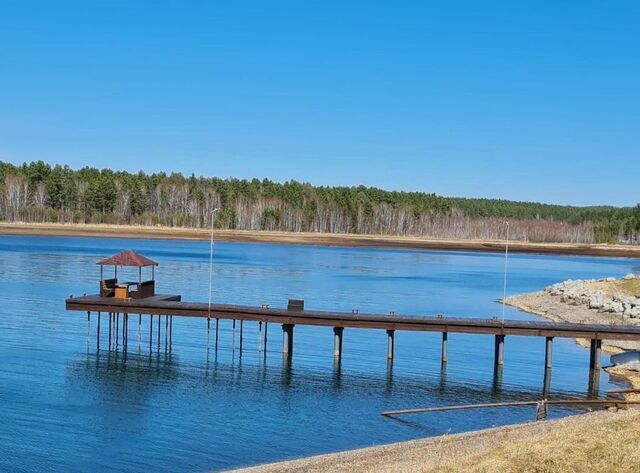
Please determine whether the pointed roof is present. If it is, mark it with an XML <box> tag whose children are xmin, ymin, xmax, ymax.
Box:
<box><xmin>97</xmin><ymin>250</ymin><xmax>158</xmax><ymax>267</ymax></box>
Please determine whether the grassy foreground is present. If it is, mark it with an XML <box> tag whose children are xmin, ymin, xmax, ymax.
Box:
<box><xmin>233</xmin><ymin>409</ymin><xmax>640</xmax><ymax>473</ymax></box>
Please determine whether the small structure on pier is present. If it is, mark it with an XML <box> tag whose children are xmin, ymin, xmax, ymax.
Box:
<box><xmin>98</xmin><ymin>250</ymin><xmax>158</xmax><ymax>299</ymax></box>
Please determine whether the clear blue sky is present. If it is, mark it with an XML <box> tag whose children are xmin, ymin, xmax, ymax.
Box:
<box><xmin>0</xmin><ymin>1</ymin><xmax>638</xmax><ymax>206</ymax></box>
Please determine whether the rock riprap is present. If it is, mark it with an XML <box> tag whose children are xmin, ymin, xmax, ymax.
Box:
<box><xmin>544</xmin><ymin>274</ymin><xmax>640</xmax><ymax>319</ymax></box>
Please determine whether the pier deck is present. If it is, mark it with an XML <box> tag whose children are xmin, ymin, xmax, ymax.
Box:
<box><xmin>67</xmin><ymin>294</ymin><xmax>640</xmax><ymax>341</ymax></box>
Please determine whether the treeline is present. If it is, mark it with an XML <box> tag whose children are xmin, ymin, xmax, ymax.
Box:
<box><xmin>0</xmin><ymin>161</ymin><xmax>638</xmax><ymax>244</ymax></box>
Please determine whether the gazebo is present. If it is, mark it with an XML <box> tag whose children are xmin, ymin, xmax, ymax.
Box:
<box><xmin>97</xmin><ymin>250</ymin><xmax>158</xmax><ymax>299</ymax></box>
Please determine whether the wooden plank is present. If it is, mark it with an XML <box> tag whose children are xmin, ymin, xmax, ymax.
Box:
<box><xmin>65</xmin><ymin>294</ymin><xmax>640</xmax><ymax>341</ymax></box>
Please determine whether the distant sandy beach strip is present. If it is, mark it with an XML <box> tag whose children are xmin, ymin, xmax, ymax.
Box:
<box><xmin>1</xmin><ymin>222</ymin><xmax>640</xmax><ymax>257</ymax></box>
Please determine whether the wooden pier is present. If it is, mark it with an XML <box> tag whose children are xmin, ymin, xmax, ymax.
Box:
<box><xmin>66</xmin><ymin>293</ymin><xmax>640</xmax><ymax>370</ymax></box>
<box><xmin>67</xmin><ymin>250</ymin><xmax>640</xmax><ymax>375</ymax></box>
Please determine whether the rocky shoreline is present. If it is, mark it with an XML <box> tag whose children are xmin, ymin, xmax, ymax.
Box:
<box><xmin>506</xmin><ymin>274</ymin><xmax>640</xmax><ymax>402</ymax></box>
<box><xmin>506</xmin><ymin>273</ymin><xmax>640</xmax><ymax>353</ymax></box>
<box><xmin>544</xmin><ymin>274</ymin><xmax>640</xmax><ymax>319</ymax></box>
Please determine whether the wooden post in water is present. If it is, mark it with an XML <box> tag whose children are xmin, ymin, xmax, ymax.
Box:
<box><xmin>169</xmin><ymin>316</ymin><xmax>173</xmax><ymax>349</ymax></box>
<box><xmin>333</xmin><ymin>327</ymin><xmax>344</xmax><ymax>358</ymax></box>
<box><xmin>282</xmin><ymin>324</ymin><xmax>294</xmax><ymax>356</ymax></box>
<box><xmin>165</xmin><ymin>314</ymin><xmax>169</xmax><ymax>350</ymax></box>
<box><xmin>264</xmin><ymin>321</ymin><xmax>268</xmax><ymax>353</ymax></box>
<box><xmin>386</xmin><ymin>329</ymin><xmax>395</xmax><ymax>360</ymax></box>
<box><xmin>545</xmin><ymin>337</ymin><xmax>554</xmax><ymax>369</ymax></box>
<box><xmin>149</xmin><ymin>314</ymin><xmax>153</xmax><ymax>349</ymax></box>
<box><xmin>441</xmin><ymin>332</ymin><xmax>448</xmax><ymax>364</ymax></box>
<box><xmin>108</xmin><ymin>313</ymin><xmax>112</xmax><ymax>348</ymax></box>
<box><xmin>97</xmin><ymin>312</ymin><xmax>101</xmax><ymax>349</ymax></box>
<box><xmin>239</xmin><ymin>320</ymin><xmax>244</xmax><ymax>352</ymax></box>
<box><xmin>215</xmin><ymin>318</ymin><xmax>219</xmax><ymax>348</ymax></box>
<box><xmin>115</xmin><ymin>313</ymin><xmax>119</xmax><ymax>348</ymax></box>
<box><xmin>589</xmin><ymin>339</ymin><xmax>602</xmax><ymax>370</ymax></box>
<box><xmin>157</xmin><ymin>313</ymin><xmax>161</xmax><ymax>349</ymax></box>
<box><xmin>494</xmin><ymin>334</ymin><xmax>505</xmax><ymax>366</ymax></box>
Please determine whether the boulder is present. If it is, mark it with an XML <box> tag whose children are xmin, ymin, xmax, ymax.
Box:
<box><xmin>623</xmin><ymin>273</ymin><xmax>637</xmax><ymax>280</ymax></box>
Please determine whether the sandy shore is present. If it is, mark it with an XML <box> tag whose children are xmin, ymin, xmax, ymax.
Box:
<box><xmin>505</xmin><ymin>291</ymin><xmax>640</xmax><ymax>353</ymax></box>
<box><xmin>230</xmin><ymin>408</ymin><xmax>640</xmax><ymax>472</ymax></box>
<box><xmin>2</xmin><ymin>222</ymin><xmax>640</xmax><ymax>257</ymax></box>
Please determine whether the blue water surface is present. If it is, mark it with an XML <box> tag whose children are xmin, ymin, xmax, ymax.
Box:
<box><xmin>0</xmin><ymin>235</ymin><xmax>637</xmax><ymax>472</ymax></box>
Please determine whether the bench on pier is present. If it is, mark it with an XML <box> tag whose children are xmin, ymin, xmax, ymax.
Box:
<box><xmin>100</xmin><ymin>278</ymin><xmax>117</xmax><ymax>297</ymax></box>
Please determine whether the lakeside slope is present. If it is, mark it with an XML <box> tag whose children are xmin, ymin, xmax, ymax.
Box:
<box><xmin>2</xmin><ymin>222</ymin><xmax>640</xmax><ymax>257</ymax></box>
<box><xmin>231</xmin><ymin>409</ymin><xmax>640</xmax><ymax>473</ymax></box>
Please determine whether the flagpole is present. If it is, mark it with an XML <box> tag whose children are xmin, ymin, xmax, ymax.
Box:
<box><xmin>501</xmin><ymin>221</ymin><xmax>510</xmax><ymax>323</ymax></box>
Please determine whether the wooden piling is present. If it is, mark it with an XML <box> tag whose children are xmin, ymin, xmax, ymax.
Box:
<box><xmin>150</xmin><ymin>314</ymin><xmax>153</xmax><ymax>349</ymax></box>
<box><xmin>239</xmin><ymin>320</ymin><xmax>244</xmax><ymax>352</ymax></box>
<box><xmin>215</xmin><ymin>318</ymin><xmax>219</xmax><ymax>347</ymax></box>
<box><xmin>386</xmin><ymin>329</ymin><xmax>395</xmax><ymax>360</ymax></box>
<box><xmin>169</xmin><ymin>316</ymin><xmax>173</xmax><ymax>348</ymax></box>
<box><xmin>441</xmin><ymin>332</ymin><xmax>448</xmax><ymax>364</ymax></box>
<box><xmin>115</xmin><ymin>313</ymin><xmax>119</xmax><ymax>347</ymax></box>
<box><xmin>494</xmin><ymin>334</ymin><xmax>505</xmax><ymax>366</ymax></box>
<box><xmin>333</xmin><ymin>327</ymin><xmax>344</xmax><ymax>358</ymax></box>
<box><xmin>545</xmin><ymin>336</ymin><xmax>553</xmax><ymax>369</ymax></box>
<box><xmin>589</xmin><ymin>339</ymin><xmax>602</xmax><ymax>370</ymax></box>
<box><xmin>97</xmin><ymin>312</ymin><xmax>101</xmax><ymax>349</ymax></box>
<box><xmin>282</xmin><ymin>323</ymin><xmax>294</xmax><ymax>356</ymax></box>
<box><xmin>264</xmin><ymin>321</ymin><xmax>268</xmax><ymax>348</ymax></box>
<box><xmin>165</xmin><ymin>314</ymin><xmax>169</xmax><ymax>349</ymax></box>
<box><xmin>157</xmin><ymin>313</ymin><xmax>161</xmax><ymax>348</ymax></box>
<box><xmin>108</xmin><ymin>312</ymin><xmax>112</xmax><ymax>347</ymax></box>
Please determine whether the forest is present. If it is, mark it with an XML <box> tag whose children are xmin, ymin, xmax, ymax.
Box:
<box><xmin>0</xmin><ymin>161</ymin><xmax>638</xmax><ymax>244</ymax></box>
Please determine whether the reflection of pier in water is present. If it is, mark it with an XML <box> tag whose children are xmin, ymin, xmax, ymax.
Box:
<box><xmin>68</xmin><ymin>349</ymin><xmax>598</xmax><ymax>414</ymax></box>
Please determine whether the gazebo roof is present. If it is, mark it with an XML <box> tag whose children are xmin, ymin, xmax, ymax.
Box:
<box><xmin>97</xmin><ymin>250</ymin><xmax>158</xmax><ymax>267</ymax></box>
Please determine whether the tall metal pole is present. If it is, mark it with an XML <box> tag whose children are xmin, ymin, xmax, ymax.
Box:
<box><xmin>501</xmin><ymin>221</ymin><xmax>510</xmax><ymax>323</ymax></box>
<box><xmin>208</xmin><ymin>208</ymin><xmax>220</xmax><ymax>326</ymax></box>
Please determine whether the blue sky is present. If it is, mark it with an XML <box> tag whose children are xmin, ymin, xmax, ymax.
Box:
<box><xmin>0</xmin><ymin>1</ymin><xmax>638</xmax><ymax>206</ymax></box>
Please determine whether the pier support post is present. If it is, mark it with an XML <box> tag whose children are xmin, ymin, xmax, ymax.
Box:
<box><xmin>282</xmin><ymin>324</ymin><xmax>294</xmax><ymax>356</ymax></box>
<box><xmin>169</xmin><ymin>316</ymin><xmax>173</xmax><ymax>349</ymax></box>
<box><xmin>441</xmin><ymin>332</ymin><xmax>448</xmax><ymax>364</ymax></box>
<box><xmin>264</xmin><ymin>321</ymin><xmax>268</xmax><ymax>352</ymax></box>
<box><xmin>164</xmin><ymin>316</ymin><xmax>167</xmax><ymax>348</ymax></box>
<box><xmin>239</xmin><ymin>320</ymin><xmax>244</xmax><ymax>352</ymax></box>
<box><xmin>215</xmin><ymin>318</ymin><xmax>219</xmax><ymax>348</ymax></box>
<box><xmin>494</xmin><ymin>334</ymin><xmax>505</xmax><ymax>366</ymax></box>
<box><xmin>333</xmin><ymin>327</ymin><xmax>344</xmax><ymax>358</ymax></box>
<box><xmin>149</xmin><ymin>315</ymin><xmax>153</xmax><ymax>349</ymax></box>
<box><xmin>97</xmin><ymin>312</ymin><xmax>101</xmax><ymax>349</ymax></box>
<box><xmin>589</xmin><ymin>339</ymin><xmax>602</xmax><ymax>371</ymax></box>
<box><xmin>108</xmin><ymin>313</ymin><xmax>112</xmax><ymax>347</ymax></box>
<box><xmin>387</xmin><ymin>329</ymin><xmax>395</xmax><ymax>360</ymax></box>
<box><xmin>545</xmin><ymin>337</ymin><xmax>554</xmax><ymax>369</ymax></box>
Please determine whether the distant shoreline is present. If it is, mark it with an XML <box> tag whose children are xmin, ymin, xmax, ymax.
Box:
<box><xmin>1</xmin><ymin>222</ymin><xmax>640</xmax><ymax>257</ymax></box>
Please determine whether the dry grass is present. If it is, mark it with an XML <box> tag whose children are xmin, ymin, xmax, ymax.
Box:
<box><xmin>231</xmin><ymin>409</ymin><xmax>640</xmax><ymax>473</ymax></box>
<box><xmin>433</xmin><ymin>410</ymin><xmax>640</xmax><ymax>473</ymax></box>
<box><xmin>584</xmin><ymin>279</ymin><xmax>640</xmax><ymax>298</ymax></box>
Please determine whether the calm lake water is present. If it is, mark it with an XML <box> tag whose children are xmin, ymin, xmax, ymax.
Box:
<box><xmin>0</xmin><ymin>235</ymin><xmax>638</xmax><ymax>472</ymax></box>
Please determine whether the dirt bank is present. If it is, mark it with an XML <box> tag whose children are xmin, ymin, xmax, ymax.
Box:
<box><xmin>2</xmin><ymin>222</ymin><xmax>640</xmax><ymax>257</ymax></box>
<box><xmin>230</xmin><ymin>408</ymin><xmax>640</xmax><ymax>473</ymax></box>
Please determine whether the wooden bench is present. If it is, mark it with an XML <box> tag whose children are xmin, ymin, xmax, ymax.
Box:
<box><xmin>100</xmin><ymin>278</ymin><xmax>117</xmax><ymax>297</ymax></box>
<box><xmin>132</xmin><ymin>280</ymin><xmax>155</xmax><ymax>299</ymax></box>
